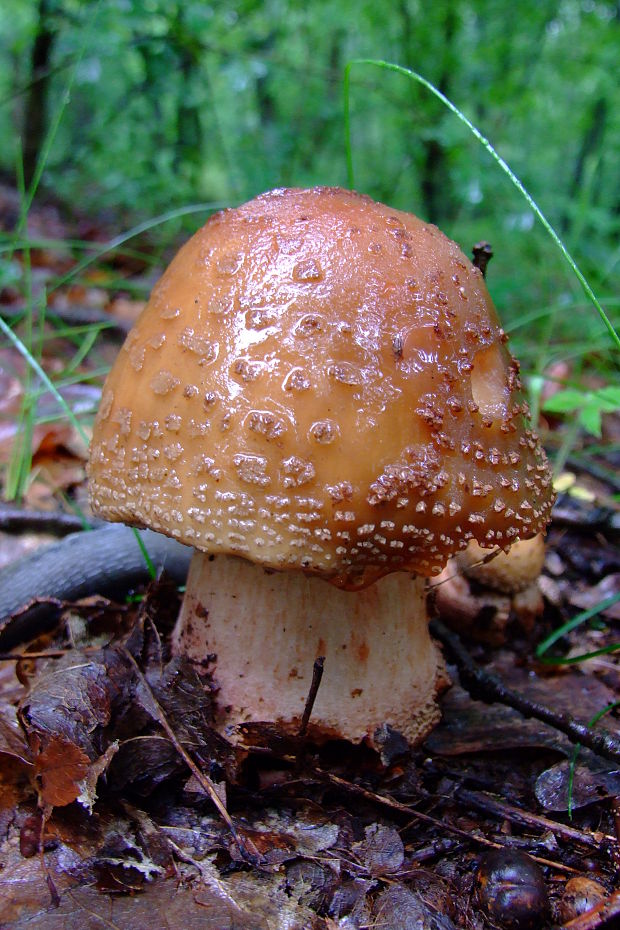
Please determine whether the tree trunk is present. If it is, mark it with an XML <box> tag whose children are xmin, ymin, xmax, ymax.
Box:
<box><xmin>399</xmin><ymin>0</ymin><xmax>458</xmax><ymax>224</ymax></box>
<box><xmin>22</xmin><ymin>0</ymin><xmax>56</xmax><ymax>188</ymax></box>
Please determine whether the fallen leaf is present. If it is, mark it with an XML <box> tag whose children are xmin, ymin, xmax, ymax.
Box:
<box><xmin>354</xmin><ymin>823</ymin><xmax>405</xmax><ymax>877</ymax></box>
<box><xmin>36</xmin><ymin>737</ymin><xmax>90</xmax><ymax>806</ymax></box>
<box><xmin>535</xmin><ymin>760</ymin><xmax>620</xmax><ymax>811</ymax></box>
<box><xmin>372</xmin><ymin>885</ymin><xmax>457</xmax><ymax>930</ymax></box>
<box><xmin>21</xmin><ymin>654</ymin><xmax>112</xmax><ymax>748</ymax></box>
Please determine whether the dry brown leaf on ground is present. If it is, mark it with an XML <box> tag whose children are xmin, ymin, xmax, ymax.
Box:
<box><xmin>34</xmin><ymin>736</ymin><xmax>90</xmax><ymax>807</ymax></box>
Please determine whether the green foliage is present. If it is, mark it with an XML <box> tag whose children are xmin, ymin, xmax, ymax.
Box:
<box><xmin>0</xmin><ymin>0</ymin><xmax>618</xmax><ymax>405</ymax></box>
<box><xmin>543</xmin><ymin>385</ymin><xmax>620</xmax><ymax>437</ymax></box>
<box><xmin>1</xmin><ymin>2</ymin><xmax>619</xmax><ymax>293</ymax></box>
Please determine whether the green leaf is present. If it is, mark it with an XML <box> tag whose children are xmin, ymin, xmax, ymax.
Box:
<box><xmin>542</xmin><ymin>389</ymin><xmax>588</xmax><ymax>413</ymax></box>
<box><xmin>578</xmin><ymin>404</ymin><xmax>602</xmax><ymax>438</ymax></box>
<box><xmin>595</xmin><ymin>386</ymin><xmax>620</xmax><ymax>410</ymax></box>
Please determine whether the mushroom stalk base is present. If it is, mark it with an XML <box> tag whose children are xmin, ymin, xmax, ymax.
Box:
<box><xmin>173</xmin><ymin>553</ymin><xmax>448</xmax><ymax>747</ymax></box>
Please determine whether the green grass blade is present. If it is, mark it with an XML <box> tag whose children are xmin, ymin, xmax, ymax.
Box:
<box><xmin>48</xmin><ymin>202</ymin><xmax>231</xmax><ymax>296</ymax></box>
<box><xmin>0</xmin><ymin>316</ymin><xmax>89</xmax><ymax>445</ymax></box>
<box><xmin>343</xmin><ymin>58</ymin><xmax>619</xmax><ymax>352</ymax></box>
<box><xmin>538</xmin><ymin>643</ymin><xmax>619</xmax><ymax>666</ymax></box>
<box><xmin>536</xmin><ymin>592</ymin><xmax>620</xmax><ymax>657</ymax></box>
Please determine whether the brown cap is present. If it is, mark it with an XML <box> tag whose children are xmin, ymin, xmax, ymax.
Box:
<box><xmin>89</xmin><ymin>187</ymin><xmax>553</xmax><ymax>588</ymax></box>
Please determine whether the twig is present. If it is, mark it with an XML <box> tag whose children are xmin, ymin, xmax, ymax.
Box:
<box><xmin>472</xmin><ymin>241</ymin><xmax>493</xmax><ymax>277</ymax></box>
<box><xmin>0</xmin><ymin>300</ymin><xmax>126</xmax><ymax>331</ymax></box>
<box><xmin>430</xmin><ymin>619</ymin><xmax>620</xmax><ymax>765</ymax></box>
<box><xmin>454</xmin><ymin>787</ymin><xmax>611</xmax><ymax>852</ymax></box>
<box><xmin>0</xmin><ymin>649</ymin><xmax>76</xmax><ymax>660</ymax></box>
<box><xmin>120</xmin><ymin>647</ymin><xmax>262</xmax><ymax>866</ymax></box>
<box><xmin>316</xmin><ymin>769</ymin><xmax>579</xmax><ymax>874</ymax></box>
<box><xmin>0</xmin><ymin>506</ymin><xmax>101</xmax><ymax>536</ymax></box>
<box><xmin>298</xmin><ymin>656</ymin><xmax>325</xmax><ymax>739</ymax></box>
<box><xmin>400</xmin><ymin>837</ymin><xmax>463</xmax><ymax>865</ymax></box>
<box><xmin>559</xmin><ymin>889</ymin><xmax>620</xmax><ymax>930</ymax></box>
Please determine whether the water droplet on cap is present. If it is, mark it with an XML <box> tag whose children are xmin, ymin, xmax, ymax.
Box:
<box><xmin>160</xmin><ymin>305</ymin><xmax>181</xmax><ymax>320</ymax></box>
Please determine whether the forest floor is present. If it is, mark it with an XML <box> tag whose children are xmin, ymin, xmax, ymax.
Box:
<box><xmin>0</xmin><ymin>186</ymin><xmax>618</xmax><ymax>929</ymax></box>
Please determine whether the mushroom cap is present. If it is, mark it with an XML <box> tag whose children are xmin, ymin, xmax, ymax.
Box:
<box><xmin>455</xmin><ymin>535</ymin><xmax>546</xmax><ymax>594</ymax></box>
<box><xmin>89</xmin><ymin>187</ymin><xmax>553</xmax><ymax>588</ymax></box>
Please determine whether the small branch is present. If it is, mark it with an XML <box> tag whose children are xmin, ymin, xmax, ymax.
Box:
<box><xmin>454</xmin><ymin>787</ymin><xmax>611</xmax><ymax>852</ymax></box>
<box><xmin>0</xmin><ymin>649</ymin><xmax>77</xmax><ymax>660</ymax></box>
<box><xmin>120</xmin><ymin>647</ymin><xmax>262</xmax><ymax>866</ymax></box>
<box><xmin>298</xmin><ymin>656</ymin><xmax>325</xmax><ymax>739</ymax></box>
<box><xmin>0</xmin><ymin>506</ymin><xmax>101</xmax><ymax>536</ymax></box>
<box><xmin>471</xmin><ymin>241</ymin><xmax>493</xmax><ymax>277</ymax></box>
<box><xmin>430</xmin><ymin>619</ymin><xmax>620</xmax><ymax>765</ymax></box>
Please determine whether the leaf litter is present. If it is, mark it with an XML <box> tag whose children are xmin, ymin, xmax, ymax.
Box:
<box><xmin>0</xmin><ymin>564</ymin><xmax>616</xmax><ymax>930</ymax></box>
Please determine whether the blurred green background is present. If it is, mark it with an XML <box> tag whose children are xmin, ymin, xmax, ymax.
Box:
<box><xmin>1</xmin><ymin>0</ymin><xmax>618</xmax><ymax>364</ymax></box>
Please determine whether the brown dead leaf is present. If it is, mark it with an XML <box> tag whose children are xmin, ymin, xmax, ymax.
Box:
<box><xmin>427</xmin><ymin>654</ymin><xmax>618</xmax><ymax>758</ymax></box>
<box><xmin>0</xmin><ymin>701</ymin><xmax>34</xmax><ymax>814</ymax></box>
<box><xmin>354</xmin><ymin>823</ymin><xmax>405</xmax><ymax>877</ymax></box>
<box><xmin>0</xmin><ymin>701</ymin><xmax>32</xmax><ymax>765</ymax></box>
<box><xmin>535</xmin><ymin>760</ymin><xmax>620</xmax><ymax>811</ymax></box>
<box><xmin>372</xmin><ymin>885</ymin><xmax>457</xmax><ymax>930</ymax></box>
<box><xmin>24</xmin><ymin>454</ymin><xmax>87</xmax><ymax>510</ymax></box>
<box><xmin>424</xmin><ymin>683</ymin><xmax>565</xmax><ymax>756</ymax></box>
<box><xmin>20</xmin><ymin>652</ymin><xmax>120</xmax><ymax>807</ymax></box>
<box><xmin>6</xmin><ymin>882</ymin><xmax>264</xmax><ymax>929</ymax></box>
<box><xmin>21</xmin><ymin>653</ymin><xmax>112</xmax><ymax>749</ymax></box>
<box><xmin>36</xmin><ymin>736</ymin><xmax>90</xmax><ymax>806</ymax></box>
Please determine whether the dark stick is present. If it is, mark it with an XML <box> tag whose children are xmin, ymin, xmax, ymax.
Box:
<box><xmin>298</xmin><ymin>656</ymin><xmax>325</xmax><ymax>739</ymax></box>
<box><xmin>430</xmin><ymin>619</ymin><xmax>620</xmax><ymax>765</ymax></box>
<box><xmin>472</xmin><ymin>241</ymin><xmax>493</xmax><ymax>278</ymax></box>
<box><xmin>0</xmin><ymin>506</ymin><xmax>102</xmax><ymax>536</ymax></box>
<box><xmin>454</xmin><ymin>787</ymin><xmax>610</xmax><ymax>852</ymax></box>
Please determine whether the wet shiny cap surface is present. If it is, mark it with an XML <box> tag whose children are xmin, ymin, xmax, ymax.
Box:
<box><xmin>89</xmin><ymin>187</ymin><xmax>554</xmax><ymax>588</ymax></box>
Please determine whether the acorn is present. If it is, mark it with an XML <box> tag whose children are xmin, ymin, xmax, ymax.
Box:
<box><xmin>475</xmin><ymin>847</ymin><xmax>549</xmax><ymax>930</ymax></box>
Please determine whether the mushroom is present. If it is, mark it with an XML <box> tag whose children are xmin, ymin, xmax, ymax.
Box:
<box><xmin>432</xmin><ymin>535</ymin><xmax>546</xmax><ymax>645</ymax></box>
<box><xmin>455</xmin><ymin>535</ymin><xmax>546</xmax><ymax>593</ymax></box>
<box><xmin>88</xmin><ymin>187</ymin><xmax>554</xmax><ymax>747</ymax></box>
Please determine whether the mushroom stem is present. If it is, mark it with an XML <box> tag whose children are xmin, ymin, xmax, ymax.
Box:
<box><xmin>172</xmin><ymin>553</ymin><xmax>448</xmax><ymax>747</ymax></box>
